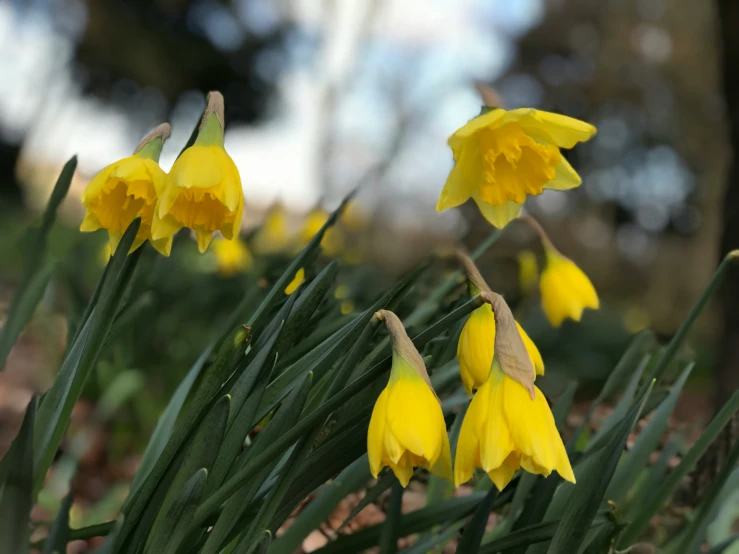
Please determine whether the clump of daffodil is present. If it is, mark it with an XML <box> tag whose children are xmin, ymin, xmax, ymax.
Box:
<box><xmin>152</xmin><ymin>91</ymin><xmax>243</xmax><ymax>253</ymax></box>
<box><xmin>454</xmin><ymin>360</ymin><xmax>575</xmax><ymax>490</ymax></box>
<box><xmin>523</xmin><ymin>214</ymin><xmax>599</xmax><ymax>327</ymax></box>
<box><xmin>252</xmin><ymin>204</ymin><xmax>293</xmax><ymax>255</ymax></box>
<box><xmin>437</xmin><ymin>89</ymin><xmax>596</xmax><ymax>228</ymax></box>
<box><xmin>299</xmin><ymin>208</ymin><xmax>343</xmax><ymax>257</ymax></box>
<box><xmin>455</xmin><ymin>252</ymin><xmax>544</xmax><ymax>396</ymax></box>
<box><xmin>212</xmin><ymin>236</ymin><xmax>252</xmax><ymax>276</ymax></box>
<box><xmin>368</xmin><ymin>310</ymin><xmax>452</xmax><ymax>487</ymax></box>
<box><xmin>80</xmin><ymin>124</ymin><xmax>172</xmax><ymax>255</ymax></box>
<box><xmin>285</xmin><ymin>267</ymin><xmax>305</xmax><ymax>295</ymax></box>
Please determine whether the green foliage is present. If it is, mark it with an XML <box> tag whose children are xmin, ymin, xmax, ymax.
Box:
<box><xmin>0</xmin><ymin>188</ymin><xmax>738</xmax><ymax>554</ymax></box>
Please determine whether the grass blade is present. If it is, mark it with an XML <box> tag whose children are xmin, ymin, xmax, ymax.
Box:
<box><xmin>379</xmin><ymin>482</ymin><xmax>403</xmax><ymax>554</ymax></box>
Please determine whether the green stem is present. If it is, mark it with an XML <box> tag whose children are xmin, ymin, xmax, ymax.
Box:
<box><xmin>406</xmin><ymin>229</ymin><xmax>503</xmax><ymax>326</ymax></box>
<box><xmin>647</xmin><ymin>250</ymin><xmax>738</xmax><ymax>384</ymax></box>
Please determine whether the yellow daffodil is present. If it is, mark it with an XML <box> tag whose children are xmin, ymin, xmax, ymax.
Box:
<box><xmin>299</xmin><ymin>208</ymin><xmax>343</xmax><ymax>257</ymax></box>
<box><xmin>285</xmin><ymin>267</ymin><xmax>305</xmax><ymax>295</ymax></box>
<box><xmin>368</xmin><ymin>311</ymin><xmax>452</xmax><ymax>487</ymax></box>
<box><xmin>212</xmin><ymin>237</ymin><xmax>252</xmax><ymax>276</ymax></box>
<box><xmin>80</xmin><ymin>124</ymin><xmax>172</xmax><ymax>256</ymax></box>
<box><xmin>454</xmin><ymin>361</ymin><xmax>575</xmax><ymax>490</ymax></box>
<box><xmin>540</xmin><ymin>248</ymin><xmax>599</xmax><ymax>327</ymax></box>
<box><xmin>437</xmin><ymin>107</ymin><xmax>596</xmax><ymax>228</ymax></box>
<box><xmin>152</xmin><ymin>92</ymin><xmax>243</xmax><ymax>253</ymax></box>
<box><xmin>517</xmin><ymin>250</ymin><xmax>539</xmax><ymax>294</ymax></box>
<box><xmin>458</xmin><ymin>304</ymin><xmax>544</xmax><ymax>396</ymax></box>
<box><xmin>252</xmin><ymin>204</ymin><xmax>292</xmax><ymax>255</ymax></box>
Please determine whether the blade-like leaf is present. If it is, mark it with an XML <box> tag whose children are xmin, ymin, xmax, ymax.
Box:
<box><xmin>0</xmin><ymin>156</ymin><xmax>76</xmax><ymax>369</ymax></box>
<box><xmin>0</xmin><ymin>396</ymin><xmax>37</xmax><ymax>554</ymax></box>
<box><xmin>269</xmin><ymin>456</ymin><xmax>371</xmax><ymax>554</ymax></box>
<box><xmin>618</xmin><ymin>390</ymin><xmax>739</xmax><ymax>547</ymax></box>
<box><xmin>545</xmin><ymin>382</ymin><xmax>654</xmax><ymax>554</ymax></box>
<box><xmin>607</xmin><ymin>363</ymin><xmax>693</xmax><ymax>504</ymax></box>
<box><xmin>151</xmin><ymin>468</ymin><xmax>208</xmax><ymax>554</ymax></box>
<box><xmin>42</xmin><ymin>491</ymin><xmax>73</xmax><ymax>554</ymax></box>
<box><xmin>145</xmin><ymin>395</ymin><xmax>230</xmax><ymax>551</ymax></box>
<box><xmin>34</xmin><ymin>219</ymin><xmax>142</xmax><ymax>495</ymax></box>
<box><xmin>379</xmin><ymin>482</ymin><xmax>403</xmax><ymax>554</ymax></box>
<box><xmin>456</xmin><ymin>487</ymin><xmax>498</xmax><ymax>553</ymax></box>
<box><xmin>338</xmin><ymin>469</ymin><xmax>398</xmax><ymax>532</ymax></box>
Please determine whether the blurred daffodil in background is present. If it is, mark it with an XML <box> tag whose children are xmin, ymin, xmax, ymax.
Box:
<box><xmin>454</xmin><ymin>360</ymin><xmax>575</xmax><ymax>490</ymax></box>
<box><xmin>368</xmin><ymin>311</ymin><xmax>452</xmax><ymax>487</ymax></box>
<box><xmin>517</xmin><ymin>250</ymin><xmax>539</xmax><ymax>294</ymax></box>
<box><xmin>299</xmin><ymin>208</ymin><xmax>343</xmax><ymax>257</ymax></box>
<box><xmin>437</xmin><ymin>105</ymin><xmax>595</xmax><ymax>228</ymax></box>
<box><xmin>152</xmin><ymin>92</ymin><xmax>243</xmax><ymax>254</ymax></box>
<box><xmin>211</xmin><ymin>236</ymin><xmax>252</xmax><ymax>276</ymax></box>
<box><xmin>252</xmin><ymin>204</ymin><xmax>292</xmax><ymax>255</ymax></box>
<box><xmin>80</xmin><ymin>124</ymin><xmax>172</xmax><ymax>256</ymax></box>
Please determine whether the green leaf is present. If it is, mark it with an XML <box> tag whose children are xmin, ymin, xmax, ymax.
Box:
<box><xmin>398</xmin><ymin>521</ymin><xmax>466</xmax><ymax>554</ymax></box>
<box><xmin>545</xmin><ymin>382</ymin><xmax>654</xmax><ymax>554</ymax></box>
<box><xmin>0</xmin><ymin>396</ymin><xmax>37</xmax><ymax>554</ymax></box>
<box><xmin>607</xmin><ymin>363</ymin><xmax>693</xmax><ymax>504</ymax></box>
<box><xmin>200</xmin><ymin>372</ymin><xmax>313</xmax><ymax>554</ymax></box>
<box><xmin>568</xmin><ymin>330</ymin><xmax>655</xmax><ymax>449</ymax></box>
<box><xmin>42</xmin><ymin>491</ymin><xmax>73</xmax><ymax>554</ymax></box>
<box><xmin>145</xmin><ymin>395</ymin><xmax>230</xmax><ymax>551</ymax></box>
<box><xmin>667</xmin><ymin>443</ymin><xmax>739</xmax><ymax>554</ymax></box>
<box><xmin>235</xmin><ymin>530</ymin><xmax>271</xmax><ymax>554</ymax></box>
<box><xmin>618</xmin><ymin>390</ymin><xmax>739</xmax><ymax>547</ymax></box>
<box><xmin>338</xmin><ymin>468</ymin><xmax>398</xmax><ymax>532</ymax></box>
<box><xmin>149</xmin><ymin>469</ymin><xmax>207</xmax><ymax>554</ymax></box>
<box><xmin>479</xmin><ymin>517</ymin><xmax>606</xmax><ymax>554</ymax></box>
<box><xmin>248</xmin><ymin>195</ymin><xmax>353</xmax><ymax>328</ymax></box>
<box><xmin>269</xmin><ymin>456</ymin><xmax>371</xmax><ymax>554</ymax></box>
<box><xmin>117</xmin><ymin>324</ymin><xmax>247</xmax><ymax>548</ymax></box>
<box><xmin>456</xmin><ymin>487</ymin><xmax>498</xmax><ymax>553</ymax></box>
<box><xmin>34</xmin><ymin>219</ymin><xmax>142</xmax><ymax>496</ymax></box>
<box><xmin>0</xmin><ymin>156</ymin><xmax>76</xmax><ymax>370</ymax></box>
<box><xmin>312</xmin><ymin>491</ymin><xmax>513</xmax><ymax>554</ymax></box>
<box><xmin>127</xmin><ymin>349</ymin><xmax>207</xmax><ymax>504</ymax></box>
<box><xmin>379</xmin><ymin>482</ymin><xmax>403</xmax><ymax>554</ymax></box>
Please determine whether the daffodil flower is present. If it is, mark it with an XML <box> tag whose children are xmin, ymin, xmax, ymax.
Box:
<box><xmin>437</xmin><ymin>108</ymin><xmax>596</xmax><ymax>228</ymax></box>
<box><xmin>540</xmin><ymin>248</ymin><xmax>599</xmax><ymax>327</ymax></box>
<box><xmin>454</xmin><ymin>361</ymin><xmax>575</xmax><ymax>490</ymax></box>
<box><xmin>152</xmin><ymin>92</ymin><xmax>243</xmax><ymax>253</ymax></box>
<box><xmin>80</xmin><ymin>124</ymin><xmax>172</xmax><ymax>256</ymax></box>
<box><xmin>212</xmin><ymin>237</ymin><xmax>252</xmax><ymax>276</ymax></box>
<box><xmin>367</xmin><ymin>311</ymin><xmax>452</xmax><ymax>487</ymax></box>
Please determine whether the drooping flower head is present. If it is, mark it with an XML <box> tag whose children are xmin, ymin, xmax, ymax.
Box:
<box><xmin>455</xmin><ymin>252</ymin><xmax>544</xmax><ymax>396</ymax></box>
<box><xmin>80</xmin><ymin>124</ymin><xmax>172</xmax><ymax>256</ymax></box>
<box><xmin>540</xmin><ymin>248</ymin><xmax>599</xmax><ymax>327</ymax></box>
<box><xmin>522</xmin><ymin>214</ymin><xmax>599</xmax><ymax>327</ymax></box>
<box><xmin>252</xmin><ymin>204</ymin><xmax>292</xmax><ymax>255</ymax></box>
<box><xmin>437</xmin><ymin>106</ymin><xmax>596</xmax><ymax>228</ymax></box>
<box><xmin>367</xmin><ymin>310</ymin><xmax>452</xmax><ymax>487</ymax></box>
<box><xmin>152</xmin><ymin>91</ymin><xmax>243</xmax><ymax>253</ymax></box>
<box><xmin>517</xmin><ymin>250</ymin><xmax>539</xmax><ymax>294</ymax></box>
<box><xmin>454</xmin><ymin>360</ymin><xmax>575</xmax><ymax>490</ymax></box>
<box><xmin>212</xmin><ymin>237</ymin><xmax>252</xmax><ymax>276</ymax></box>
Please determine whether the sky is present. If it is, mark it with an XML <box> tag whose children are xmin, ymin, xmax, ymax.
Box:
<box><xmin>0</xmin><ymin>0</ymin><xmax>543</xmax><ymax>223</ymax></box>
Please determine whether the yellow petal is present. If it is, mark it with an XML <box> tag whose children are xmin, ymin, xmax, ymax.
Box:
<box><xmin>454</xmin><ymin>379</ymin><xmax>491</xmax><ymax>486</ymax></box>
<box><xmin>479</xmin><ymin>374</ymin><xmax>515</xmax><ymax>473</ymax></box>
<box><xmin>367</xmin><ymin>387</ymin><xmax>390</xmax><ymax>478</ymax></box>
<box><xmin>150</xmin><ymin>235</ymin><xmax>173</xmax><ymax>257</ymax></box>
<box><xmin>196</xmin><ymin>230</ymin><xmax>214</xmax><ymax>253</ymax></box>
<box><xmin>389</xmin><ymin>460</ymin><xmax>414</xmax><ymax>487</ymax></box>
<box><xmin>448</xmin><ymin>108</ymin><xmax>507</xmax><ymax>155</ymax></box>
<box><xmin>471</xmin><ymin>192</ymin><xmax>522</xmax><ymax>228</ymax></box>
<box><xmin>457</xmin><ymin>305</ymin><xmax>496</xmax><ymax>396</ymax></box>
<box><xmin>544</xmin><ymin>157</ymin><xmax>582</xmax><ymax>191</ymax></box>
<box><xmin>385</xmin><ymin>375</ymin><xmax>443</xmax><ymax>464</ymax></box>
<box><xmin>540</xmin><ymin>251</ymin><xmax>599</xmax><ymax>327</ymax></box>
<box><xmin>80</xmin><ymin>162</ymin><xmax>117</xmax><ymax>204</ymax></box>
<box><xmin>488</xmin><ymin>451</ymin><xmax>521</xmax><ymax>491</ymax></box>
<box><xmin>436</xmin><ymin>145</ymin><xmax>481</xmax><ymax>211</ymax></box>
<box><xmin>80</xmin><ymin>211</ymin><xmax>101</xmax><ymax>232</ymax></box>
<box><xmin>428</xmin><ymin>430</ymin><xmax>453</xmax><ymax>481</ymax></box>
<box><xmin>515</xmin><ymin>321</ymin><xmax>544</xmax><ymax>376</ymax></box>
<box><xmin>506</xmin><ymin>108</ymin><xmax>597</xmax><ymax>149</ymax></box>
<box><xmin>169</xmin><ymin>146</ymin><xmax>227</xmax><ymax>190</ymax></box>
